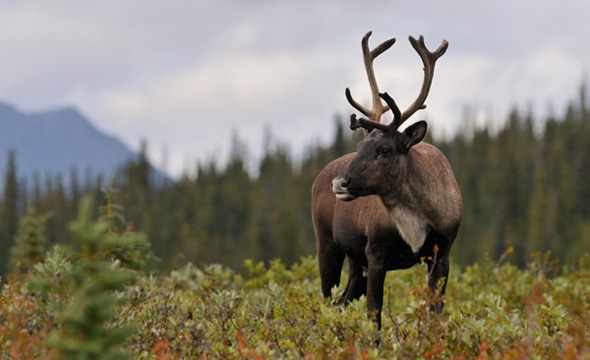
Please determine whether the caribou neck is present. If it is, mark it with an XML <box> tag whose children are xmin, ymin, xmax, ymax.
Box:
<box><xmin>377</xmin><ymin>151</ymin><xmax>416</xmax><ymax>211</ymax></box>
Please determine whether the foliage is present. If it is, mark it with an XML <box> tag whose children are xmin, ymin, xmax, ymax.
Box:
<box><xmin>2</xmin><ymin>252</ymin><xmax>590</xmax><ymax>359</ymax></box>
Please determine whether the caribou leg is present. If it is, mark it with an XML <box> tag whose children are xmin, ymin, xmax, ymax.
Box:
<box><xmin>427</xmin><ymin>248</ymin><xmax>450</xmax><ymax>314</ymax></box>
<box><xmin>366</xmin><ymin>247</ymin><xmax>387</xmax><ymax>329</ymax></box>
<box><xmin>316</xmin><ymin>231</ymin><xmax>345</xmax><ymax>299</ymax></box>
<box><xmin>336</xmin><ymin>257</ymin><xmax>367</xmax><ymax>305</ymax></box>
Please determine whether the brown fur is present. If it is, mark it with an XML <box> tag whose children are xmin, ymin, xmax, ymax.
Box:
<box><xmin>316</xmin><ymin>31</ymin><xmax>460</xmax><ymax>329</ymax></box>
<box><xmin>312</xmin><ymin>136</ymin><xmax>462</xmax><ymax>328</ymax></box>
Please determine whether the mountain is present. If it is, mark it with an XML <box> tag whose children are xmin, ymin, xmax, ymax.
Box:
<box><xmin>0</xmin><ymin>101</ymin><xmax>139</xmax><ymax>189</ymax></box>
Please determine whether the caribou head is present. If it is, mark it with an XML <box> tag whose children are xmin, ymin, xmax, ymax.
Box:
<box><xmin>333</xmin><ymin>32</ymin><xmax>448</xmax><ymax>203</ymax></box>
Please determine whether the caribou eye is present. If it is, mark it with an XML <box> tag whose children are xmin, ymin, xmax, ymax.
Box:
<box><xmin>377</xmin><ymin>147</ymin><xmax>392</xmax><ymax>158</ymax></box>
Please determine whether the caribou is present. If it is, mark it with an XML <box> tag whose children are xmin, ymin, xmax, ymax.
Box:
<box><xmin>311</xmin><ymin>31</ymin><xmax>462</xmax><ymax>328</ymax></box>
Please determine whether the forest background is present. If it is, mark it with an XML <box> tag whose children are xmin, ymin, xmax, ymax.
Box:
<box><xmin>0</xmin><ymin>81</ymin><xmax>589</xmax><ymax>279</ymax></box>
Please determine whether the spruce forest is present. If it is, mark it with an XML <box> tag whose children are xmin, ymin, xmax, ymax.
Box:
<box><xmin>1</xmin><ymin>82</ymin><xmax>590</xmax><ymax>358</ymax></box>
<box><xmin>2</xmin><ymin>83</ymin><xmax>590</xmax><ymax>276</ymax></box>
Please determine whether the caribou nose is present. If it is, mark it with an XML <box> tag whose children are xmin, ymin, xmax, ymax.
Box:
<box><xmin>332</xmin><ymin>176</ymin><xmax>356</xmax><ymax>201</ymax></box>
<box><xmin>332</xmin><ymin>176</ymin><xmax>350</xmax><ymax>191</ymax></box>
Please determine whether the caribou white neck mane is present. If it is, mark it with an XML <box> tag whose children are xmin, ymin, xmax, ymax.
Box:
<box><xmin>390</xmin><ymin>206</ymin><xmax>428</xmax><ymax>253</ymax></box>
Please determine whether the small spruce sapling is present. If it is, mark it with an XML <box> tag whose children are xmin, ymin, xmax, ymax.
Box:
<box><xmin>48</xmin><ymin>196</ymin><xmax>135</xmax><ymax>359</ymax></box>
<box><xmin>9</xmin><ymin>209</ymin><xmax>50</xmax><ymax>275</ymax></box>
<box><xmin>29</xmin><ymin>183</ymin><xmax>154</xmax><ymax>360</ymax></box>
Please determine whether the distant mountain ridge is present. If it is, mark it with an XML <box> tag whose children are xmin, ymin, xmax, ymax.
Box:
<box><xmin>0</xmin><ymin>101</ymin><xmax>138</xmax><ymax>188</ymax></box>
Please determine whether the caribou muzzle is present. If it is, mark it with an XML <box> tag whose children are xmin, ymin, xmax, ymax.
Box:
<box><xmin>332</xmin><ymin>176</ymin><xmax>357</xmax><ymax>201</ymax></box>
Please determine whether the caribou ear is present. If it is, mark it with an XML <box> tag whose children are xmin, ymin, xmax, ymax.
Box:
<box><xmin>396</xmin><ymin>120</ymin><xmax>427</xmax><ymax>154</ymax></box>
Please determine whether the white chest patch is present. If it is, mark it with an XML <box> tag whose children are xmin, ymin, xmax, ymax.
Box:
<box><xmin>390</xmin><ymin>206</ymin><xmax>428</xmax><ymax>253</ymax></box>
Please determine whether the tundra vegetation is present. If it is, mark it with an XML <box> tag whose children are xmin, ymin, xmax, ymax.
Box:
<box><xmin>1</xmin><ymin>195</ymin><xmax>589</xmax><ymax>358</ymax></box>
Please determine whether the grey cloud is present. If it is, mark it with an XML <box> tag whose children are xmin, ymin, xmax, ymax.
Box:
<box><xmin>1</xmin><ymin>1</ymin><xmax>589</xmax><ymax>176</ymax></box>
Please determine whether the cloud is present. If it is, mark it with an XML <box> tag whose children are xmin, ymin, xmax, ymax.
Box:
<box><xmin>92</xmin><ymin>45</ymin><xmax>351</xmax><ymax>175</ymax></box>
<box><xmin>1</xmin><ymin>1</ymin><xmax>589</xmax><ymax>176</ymax></box>
<box><xmin>97</xmin><ymin>52</ymin><xmax>309</xmax><ymax>134</ymax></box>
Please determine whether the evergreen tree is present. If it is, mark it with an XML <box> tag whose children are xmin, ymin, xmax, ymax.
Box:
<box><xmin>9</xmin><ymin>209</ymin><xmax>49</xmax><ymax>274</ymax></box>
<box><xmin>29</xmin><ymin>193</ymin><xmax>153</xmax><ymax>359</ymax></box>
<box><xmin>0</xmin><ymin>150</ymin><xmax>19</xmax><ymax>278</ymax></box>
<box><xmin>332</xmin><ymin>115</ymin><xmax>347</xmax><ymax>158</ymax></box>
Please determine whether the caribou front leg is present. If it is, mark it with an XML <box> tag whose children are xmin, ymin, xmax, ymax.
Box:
<box><xmin>427</xmin><ymin>249</ymin><xmax>450</xmax><ymax>314</ymax></box>
<box><xmin>366</xmin><ymin>248</ymin><xmax>387</xmax><ymax>329</ymax></box>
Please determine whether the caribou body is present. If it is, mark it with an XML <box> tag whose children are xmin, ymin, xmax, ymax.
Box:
<box><xmin>312</xmin><ymin>32</ymin><xmax>462</xmax><ymax>328</ymax></box>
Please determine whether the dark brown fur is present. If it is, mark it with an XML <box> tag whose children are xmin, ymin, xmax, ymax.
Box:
<box><xmin>314</xmin><ymin>31</ymin><xmax>461</xmax><ymax>328</ymax></box>
<box><xmin>312</xmin><ymin>126</ymin><xmax>462</xmax><ymax>328</ymax></box>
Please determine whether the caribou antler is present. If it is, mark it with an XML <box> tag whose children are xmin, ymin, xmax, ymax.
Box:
<box><xmin>345</xmin><ymin>31</ymin><xmax>396</xmax><ymax>124</ymax></box>
<box><xmin>400</xmin><ymin>35</ymin><xmax>448</xmax><ymax>122</ymax></box>
<box><xmin>349</xmin><ymin>34</ymin><xmax>448</xmax><ymax>133</ymax></box>
<box><xmin>350</xmin><ymin>92</ymin><xmax>401</xmax><ymax>131</ymax></box>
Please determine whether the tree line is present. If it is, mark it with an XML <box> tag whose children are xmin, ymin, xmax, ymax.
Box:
<box><xmin>1</xmin><ymin>82</ymin><xmax>589</xmax><ymax>278</ymax></box>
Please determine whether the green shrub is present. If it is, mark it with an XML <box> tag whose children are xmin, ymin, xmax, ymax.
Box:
<box><xmin>3</xmin><ymin>225</ymin><xmax>590</xmax><ymax>359</ymax></box>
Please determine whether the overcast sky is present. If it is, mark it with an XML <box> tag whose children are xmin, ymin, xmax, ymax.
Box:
<box><xmin>1</xmin><ymin>1</ymin><xmax>589</xmax><ymax>177</ymax></box>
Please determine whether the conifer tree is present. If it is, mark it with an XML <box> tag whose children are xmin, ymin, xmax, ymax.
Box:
<box><xmin>0</xmin><ymin>150</ymin><xmax>19</xmax><ymax>278</ymax></box>
<box><xmin>48</xmin><ymin>197</ymin><xmax>134</xmax><ymax>359</ymax></box>
<box><xmin>332</xmin><ymin>115</ymin><xmax>347</xmax><ymax>158</ymax></box>
<box><xmin>9</xmin><ymin>209</ymin><xmax>49</xmax><ymax>274</ymax></box>
<box><xmin>29</xmin><ymin>189</ymin><xmax>153</xmax><ymax>359</ymax></box>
